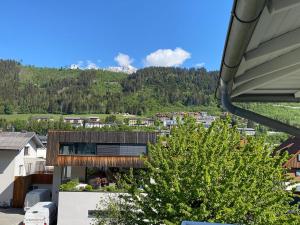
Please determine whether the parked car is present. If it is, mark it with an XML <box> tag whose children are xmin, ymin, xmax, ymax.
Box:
<box><xmin>23</xmin><ymin>201</ymin><xmax>57</xmax><ymax>225</ymax></box>
<box><xmin>24</xmin><ymin>189</ymin><xmax>51</xmax><ymax>212</ymax></box>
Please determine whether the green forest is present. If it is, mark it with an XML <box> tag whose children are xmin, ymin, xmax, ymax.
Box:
<box><xmin>0</xmin><ymin>60</ymin><xmax>219</xmax><ymax>115</ymax></box>
<box><xmin>0</xmin><ymin>59</ymin><xmax>299</xmax><ymax>129</ymax></box>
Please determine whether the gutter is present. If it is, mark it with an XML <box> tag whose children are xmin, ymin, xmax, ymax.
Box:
<box><xmin>219</xmin><ymin>0</ymin><xmax>300</xmax><ymax>137</ymax></box>
<box><xmin>220</xmin><ymin>80</ymin><xmax>300</xmax><ymax>137</ymax></box>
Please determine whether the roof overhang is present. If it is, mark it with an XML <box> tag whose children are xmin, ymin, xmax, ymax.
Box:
<box><xmin>218</xmin><ymin>0</ymin><xmax>300</xmax><ymax>137</ymax></box>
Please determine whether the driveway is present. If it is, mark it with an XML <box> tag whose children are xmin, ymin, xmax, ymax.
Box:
<box><xmin>0</xmin><ymin>208</ymin><xmax>24</xmax><ymax>225</ymax></box>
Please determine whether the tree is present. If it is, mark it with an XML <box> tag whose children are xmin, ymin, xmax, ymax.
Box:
<box><xmin>94</xmin><ymin>118</ymin><xmax>300</xmax><ymax>225</ymax></box>
<box><xmin>105</xmin><ymin>115</ymin><xmax>117</xmax><ymax>123</ymax></box>
<box><xmin>3</xmin><ymin>103</ymin><xmax>13</xmax><ymax>114</ymax></box>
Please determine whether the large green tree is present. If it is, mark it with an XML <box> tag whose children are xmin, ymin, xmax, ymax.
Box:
<box><xmin>95</xmin><ymin>118</ymin><xmax>300</xmax><ymax>225</ymax></box>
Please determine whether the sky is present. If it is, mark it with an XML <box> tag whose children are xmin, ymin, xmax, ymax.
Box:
<box><xmin>0</xmin><ymin>0</ymin><xmax>232</xmax><ymax>71</ymax></box>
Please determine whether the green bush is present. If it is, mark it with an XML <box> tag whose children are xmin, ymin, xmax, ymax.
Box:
<box><xmin>59</xmin><ymin>179</ymin><xmax>79</xmax><ymax>191</ymax></box>
<box><xmin>84</xmin><ymin>184</ymin><xmax>93</xmax><ymax>191</ymax></box>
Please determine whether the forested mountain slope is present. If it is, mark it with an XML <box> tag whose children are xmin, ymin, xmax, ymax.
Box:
<box><xmin>0</xmin><ymin>60</ymin><xmax>219</xmax><ymax>115</ymax></box>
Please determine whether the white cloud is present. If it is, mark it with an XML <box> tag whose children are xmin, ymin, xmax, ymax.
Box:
<box><xmin>109</xmin><ymin>53</ymin><xmax>137</xmax><ymax>74</ymax></box>
<box><xmin>86</xmin><ymin>60</ymin><xmax>99</xmax><ymax>69</ymax></box>
<box><xmin>114</xmin><ymin>53</ymin><xmax>134</xmax><ymax>67</ymax></box>
<box><xmin>195</xmin><ymin>62</ymin><xmax>205</xmax><ymax>68</ymax></box>
<box><xmin>70</xmin><ymin>60</ymin><xmax>100</xmax><ymax>70</ymax></box>
<box><xmin>70</xmin><ymin>64</ymin><xmax>80</xmax><ymax>69</ymax></box>
<box><xmin>144</xmin><ymin>47</ymin><xmax>191</xmax><ymax>67</ymax></box>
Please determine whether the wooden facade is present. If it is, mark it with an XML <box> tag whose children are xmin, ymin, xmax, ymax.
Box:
<box><xmin>46</xmin><ymin>131</ymin><xmax>157</xmax><ymax>168</ymax></box>
<box><xmin>276</xmin><ymin>137</ymin><xmax>300</xmax><ymax>181</ymax></box>
<box><xmin>12</xmin><ymin>174</ymin><xmax>53</xmax><ymax>208</ymax></box>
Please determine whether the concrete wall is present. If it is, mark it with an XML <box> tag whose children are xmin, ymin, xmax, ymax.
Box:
<box><xmin>57</xmin><ymin>192</ymin><xmax>121</xmax><ymax>225</ymax></box>
<box><xmin>52</xmin><ymin>166</ymin><xmax>62</xmax><ymax>204</ymax></box>
<box><xmin>0</xmin><ymin>150</ymin><xmax>17</xmax><ymax>206</ymax></box>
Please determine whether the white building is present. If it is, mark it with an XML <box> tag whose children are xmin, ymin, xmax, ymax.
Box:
<box><xmin>0</xmin><ymin>132</ymin><xmax>44</xmax><ymax>207</ymax></box>
<box><xmin>238</xmin><ymin>128</ymin><xmax>256</xmax><ymax>136</ymax></box>
<box><xmin>63</xmin><ymin>117</ymin><xmax>84</xmax><ymax>127</ymax></box>
<box><xmin>84</xmin><ymin>117</ymin><xmax>105</xmax><ymax>128</ymax></box>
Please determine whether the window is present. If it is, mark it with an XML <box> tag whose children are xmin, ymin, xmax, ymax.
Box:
<box><xmin>59</xmin><ymin>143</ymin><xmax>96</xmax><ymax>155</ymax></box>
<box><xmin>88</xmin><ymin>210</ymin><xmax>109</xmax><ymax>218</ymax></box>
<box><xmin>24</xmin><ymin>146</ymin><xmax>29</xmax><ymax>156</ymax></box>
<box><xmin>19</xmin><ymin>165</ymin><xmax>23</xmax><ymax>176</ymax></box>
<box><xmin>296</xmin><ymin>169</ymin><xmax>300</xmax><ymax>177</ymax></box>
<box><xmin>298</xmin><ymin>154</ymin><xmax>300</xmax><ymax>162</ymax></box>
<box><xmin>97</xmin><ymin>144</ymin><xmax>147</xmax><ymax>156</ymax></box>
<box><xmin>59</xmin><ymin>143</ymin><xmax>147</xmax><ymax>156</ymax></box>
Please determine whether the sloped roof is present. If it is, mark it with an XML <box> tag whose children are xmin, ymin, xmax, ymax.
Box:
<box><xmin>276</xmin><ymin>137</ymin><xmax>300</xmax><ymax>155</ymax></box>
<box><xmin>219</xmin><ymin>0</ymin><xmax>300</xmax><ymax>102</ymax></box>
<box><xmin>0</xmin><ymin>132</ymin><xmax>43</xmax><ymax>151</ymax></box>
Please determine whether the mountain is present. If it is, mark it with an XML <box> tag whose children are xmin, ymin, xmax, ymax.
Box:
<box><xmin>0</xmin><ymin>59</ymin><xmax>219</xmax><ymax>115</ymax></box>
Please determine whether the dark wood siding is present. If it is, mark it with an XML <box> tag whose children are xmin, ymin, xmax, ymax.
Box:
<box><xmin>46</xmin><ymin>131</ymin><xmax>157</xmax><ymax>167</ymax></box>
<box><xmin>12</xmin><ymin>174</ymin><xmax>53</xmax><ymax>208</ymax></box>
<box><xmin>284</xmin><ymin>152</ymin><xmax>300</xmax><ymax>168</ymax></box>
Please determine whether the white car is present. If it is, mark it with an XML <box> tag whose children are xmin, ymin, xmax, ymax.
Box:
<box><xmin>23</xmin><ymin>201</ymin><xmax>57</xmax><ymax>225</ymax></box>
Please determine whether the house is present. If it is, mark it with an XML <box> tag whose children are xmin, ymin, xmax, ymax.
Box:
<box><xmin>63</xmin><ymin>117</ymin><xmax>84</xmax><ymax>127</ymax></box>
<box><xmin>196</xmin><ymin>115</ymin><xmax>217</xmax><ymax>128</ymax></box>
<box><xmin>144</xmin><ymin>118</ymin><xmax>155</xmax><ymax>126</ymax></box>
<box><xmin>276</xmin><ymin>137</ymin><xmax>300</xmax><ymax>185</ymax></box>
<box><xmin>163</xmin><ymin>119</ymin><xmax>177</xmax><ymax>128</ymax></box>
<box><xmin>128</xmin><ymin>117</ymin><xmax>138</xmax><ymax>126</ymax></box>
<box><xmin>46</xmin><ymin>130</ymin><xmax>157</xmax><ymax>225</ymax></box>
<box><xmin>237</xmin><ymin>128</ymin><xmax>256</xmax><ymax>136</ymax></box>
<box><xmin>128</xmin><ymin>118</ymin><xmax>155</xmax><ymax>127</ymax></box>
<box><xmin>156</xmin><ymin>113</ymin><xmax>171</xmax><ymax>123</ymax></box>
<box><xmin>0</xmin><ymin>132</ymin><xmax>48</xmax><ymax>207</ymax></box>
<box><xmin>84</xmin><ymin>117</ymin><xmax>104</xmax><ymax>128</ymax></box>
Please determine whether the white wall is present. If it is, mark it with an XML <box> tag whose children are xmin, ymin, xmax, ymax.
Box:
<box><xmin>37</xmin><ymin>147</ymin><xmax>47</xmax><ymax>159</ymax></box>
<box><xmin>0</xmin><ymin>138</ymin><xmax>40</xmax><ymax>206</ymax></box>
<box><xmin>57</xmin><ymin>192</ymin><xmax>121</xmax><ymax>225</ymax></box>
<box><xmin>15</xmin><ymin>140</ymin><xmax>38</xmax><ymax>176</ymax></box>
<box><xmin>0</xmin><ymin>150</ymin><xmax>17</xmax><ymax>206</ymax></box>
<box><xmin>24</xmin><ymin>139</ymin><xmax>38</xmax><ymax>158</ymax></box>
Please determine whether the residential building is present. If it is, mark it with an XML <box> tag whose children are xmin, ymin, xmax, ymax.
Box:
<box><xmin>196</xmin><ymin>115</ymin><xmax>217</xmax><ymax>128</ymax></box>
<box><xmin>84</xmin><ymin>117</ymin><xmax>104</xmax><ymax>128</ymax></box>
<box><xmin>276</xmin><ymin>137</ymin><xmax>300</xmax><ymax>184</ymax></box>
<box><xmin>156</xmin><ymin>113</ymin><xmax>170</xmax><ymax>123</ymax></box>
<box><xmin>237</xmin><ymin>128</ymin><xmax>256</xmax><ymax>136</ymax></box>
<box><xmin>63</xmin><ymin>117</ymin><xmax>84</xmax><ymax>127</ymax></box>
<box><xmin>163</xmin><ymin>119</ymin><xmax>177</xmax><ymax>128</ymax></box>
<box><xmin>46</xmin><ymin>130</ymin><xmax>157</xmax><ymax>225</ymax></box>
<box><xmin>46</xmin><ymin>131</ymin><xmax>157</xmax><ymax>202</ymax></box>
<box><xmin>128</xmin><ymin>118</ymin><xmax>155</xmax><ymax>127</ymax></box>
<box><xmin>0</xmin><ymin>132</ymin><xmax>46</xmax><ymax>207</ymax></box>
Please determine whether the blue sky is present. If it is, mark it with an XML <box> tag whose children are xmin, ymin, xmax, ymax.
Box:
<box><xmin>0</xmin><ymin>0</ymin><xmax>232</xmax><ymax>71</ymax></box>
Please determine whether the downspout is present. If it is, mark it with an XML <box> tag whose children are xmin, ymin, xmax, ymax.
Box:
<box><xmin>221</xmin><ymin>80</ymin><xmax>300</xmax><ymax>137</ymax></box>
<box><xmin>220</xmin><ymin>0</ymin><xmax>300</xmax><ymax>137</ymax></box>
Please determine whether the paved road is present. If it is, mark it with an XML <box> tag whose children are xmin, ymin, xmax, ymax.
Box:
<box><xmin>0</xmin><ymin>208</ymin><xmax>24</xmax><ymax>225</ymax></box>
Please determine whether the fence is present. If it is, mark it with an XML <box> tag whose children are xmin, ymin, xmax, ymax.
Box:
<box><xmin>12</xmin><ymin>173</ymin><xmax>53</xmax><ymax>208</ymax></box>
